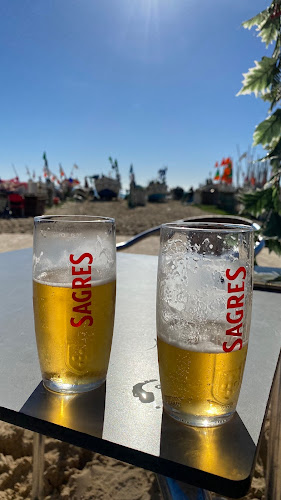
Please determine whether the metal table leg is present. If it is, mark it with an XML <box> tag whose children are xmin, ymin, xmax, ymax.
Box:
<box><xmin>265</xmin><ymin>357</ymin><xmax>281</xmax><ymax>500</ymax></box>
<box><xmin>31</xmin><ymin>433</ymin><xmax>45</xmax><ymax>500</ymax></box>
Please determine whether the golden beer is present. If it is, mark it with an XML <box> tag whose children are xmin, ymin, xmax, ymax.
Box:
<box><xmin>158</xmin><ymin>336</ymin><xmax>248</xmax><ymax>426</ymax></box>
<box><xmin>33</xmin><ymin>274</ymin><xmax>116</xmax><ymax>392</ymax></box>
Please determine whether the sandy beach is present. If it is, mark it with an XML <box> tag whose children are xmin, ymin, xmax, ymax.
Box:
<box><xmin>0</xmin><ymin>199</ymin><xmax>279</xmax><ymax>499</ymax></box>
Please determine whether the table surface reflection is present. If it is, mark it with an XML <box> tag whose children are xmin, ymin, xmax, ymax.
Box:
<box><xmin>0</xmin><ymin>249</ymin><xmax>280</xmax><ymax>498</ymax></box>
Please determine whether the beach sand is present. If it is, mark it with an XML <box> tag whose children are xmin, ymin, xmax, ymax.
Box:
<box><xmin>0</xmin><ymin>200</ymin><xmax>279</xmax><ymax>499</ymax></box>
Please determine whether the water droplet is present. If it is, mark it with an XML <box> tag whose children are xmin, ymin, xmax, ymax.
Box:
<box><xmin>132</xmin><ymin>380</ymin><xmax>158</xmax><ymax>403</ymax></box>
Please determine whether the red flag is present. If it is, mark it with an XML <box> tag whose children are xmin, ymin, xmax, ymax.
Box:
<box><xmin>221</xmin><ymin>162</ymin><xmax>233</xmax><ymax>184</ymax></box>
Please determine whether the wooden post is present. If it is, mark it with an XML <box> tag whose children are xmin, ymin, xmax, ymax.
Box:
<box><xmin>265</xmin><ymin>357</ymin><xmax>281</xmax><ymax>499</ymax></box>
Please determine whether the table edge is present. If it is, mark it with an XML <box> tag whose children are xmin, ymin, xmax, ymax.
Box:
<box><xmin>0</xmin><ymin>404</ymin><xmax>252</xmax><ymax>498</ymax></box>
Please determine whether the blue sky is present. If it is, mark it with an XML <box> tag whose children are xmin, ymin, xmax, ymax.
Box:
<box><xmin>0</xmin><ymin>0</ymin><xmax>271</xmax><ymax>191</ymax></box>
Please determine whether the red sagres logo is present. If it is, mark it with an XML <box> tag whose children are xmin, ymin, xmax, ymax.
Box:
<box><xmin>70</xmin><ymin>253</ymin><xmax>93</xmax><ymax>327</ymax></box>
<box><xmin>223</xmin><ymin>266</ymin><xmax>246</xmax><ymax>353</ymax></box>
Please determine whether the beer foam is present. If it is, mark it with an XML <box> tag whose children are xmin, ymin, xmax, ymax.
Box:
<box><xmin>157</xmin><ymin>318</ymin><xmax>248</xmax><ymax>354</ymax></box>
<box><xmin>157</xmin><ymin>335</ymin><xmax>248</xmax><ymax>353</ymax></box>
<box><xmin>33</xmin><ymin>238</ymin><xmax>116</xmax><ymax>284</ymax></box>
<box><xmin>34</xmin><ymin>269</ymin><xmax>115</xmax><ymax>288</ymax></box>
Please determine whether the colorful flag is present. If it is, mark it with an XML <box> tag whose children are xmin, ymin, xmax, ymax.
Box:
<box><xmin>214</xmin><ymin>169</ymin><xmax>220</xmax><ymax>181</ymax></box>
<box><xmin>221</xmin><ymin>158</ymin><xmax>233</xmax><ymax>184</ymax></box>
<box><xmin>43</xmin><ymin>165</ymin><xmax>50</xmax><ymax>178</ymax></box>
<box><xmin>43</xmin><ymin>152</ymin><xmax>48</xmax><ymax>168</ymax></box>
<box><xmin>43</xmin><ymin>152</ymin><xmax>50</xmax><ymax>178</ymax></box>
<box><xmin>59</xmin><ymin>164</ymin><xmax>65</xmax><ymax>178</ymax></box>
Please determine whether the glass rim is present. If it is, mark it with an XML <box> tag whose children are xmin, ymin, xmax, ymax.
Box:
<box><xmin>161</xmin><ymin>222</ymin><xmax>254</xmax><ymax>233</ymax></box>
<box><xmin>34</xmin><ymin>215</ymin><xmax>115</xmax><ymax>224</ymax></box>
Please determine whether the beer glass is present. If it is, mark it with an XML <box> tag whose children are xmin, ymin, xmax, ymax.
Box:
<box><xmin>33</xmin><ymin>215</ymin><xmax>116</xmax><ymax>394</ymax></box>
<box><xmin>157</xmin><ymin>222</ymin><xmax>254</xmax><ymax>427</ymax></box>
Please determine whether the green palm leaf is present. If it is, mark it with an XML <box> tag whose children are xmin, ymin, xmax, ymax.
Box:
<box><xmin>262</xmin><ymin>85</ymin><xmax>281</xmax><ymax>109</ymax></box>
<box><xmin>237</xmin><ymin>57</ymin><xmax>276</xmax><ymax>96</ymax></box>
<box><xmin>261</xmin><ymin>136</ymin><xmax>281</xmax><ymax>160</ymax></box>
<box><xmin>263</xmin><ymin>212</ymin><xmax>281</xmax><ymax>237</ymax></box>
<box><xmin>240</xmin><ymin>2</ymin><xmax>281</xmax><ymax>254</ymax></box>
<box><xmin>259</xmin><ymin>17</ymin><xmax>280</xmax><ymax>47</ymax></box>
<box><xmin>253</xmin><ymin>109</ymin><xmax>281</xmax><ymax>146</ymax></box>
<box><xmin>240</xmin><ymin>188</ymin><xmax>275</xmax><ymax>217</ymax></box>
<box><xmin>264</xmin><ymin>237</ymin><xmax>281</xmax><ymax>255</ymax></box>
<box><xmin>242</xmin><ymin>10</ymin><xmax>269</xmax><ymax>29</ymax></box>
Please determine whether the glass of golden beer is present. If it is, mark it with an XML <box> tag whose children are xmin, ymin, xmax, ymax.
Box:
<box><xmin>157</xmin><ymin>222</ymin><xmax>254</xmax><ymax>427</ymax></box>
<box><xmin>33</xmin><ymin>215</ymin><xmax>116</xmax><ymax>394</ymax></box>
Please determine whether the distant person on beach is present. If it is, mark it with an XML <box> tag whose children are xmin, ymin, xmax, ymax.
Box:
<box><xmin>181</xmin><ymin>187</ymin><xmax>194</xmax><ymax>204</ymax></box>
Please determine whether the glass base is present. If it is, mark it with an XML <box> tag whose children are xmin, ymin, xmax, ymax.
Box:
<box><xmin>163</xmin><ymin>402</ymin><xmax>234</xmax><ymax>427</ymax></box>
<box><xmin>43</xmin><ymin>377</ymin><xmax>105</xmax><ymax>394</ymax></box>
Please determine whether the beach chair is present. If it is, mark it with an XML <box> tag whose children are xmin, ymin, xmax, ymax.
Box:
<box><xmin>116</xmin><ymin>215</ymin><xmax>264</xmax><ymax>258</ymax></box>
<box><xmin>157</xmin><ymin>475</ymin><xmax>213</xmax><ymax>499</ymax></box>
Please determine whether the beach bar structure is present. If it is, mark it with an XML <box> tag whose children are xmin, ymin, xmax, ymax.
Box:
<box><xmin>195</xmin><ymin>182</ymin><xmax>238</xmax><ymax>213</ymax></box>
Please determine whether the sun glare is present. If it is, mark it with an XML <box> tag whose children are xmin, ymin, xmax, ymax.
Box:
<box><xmin>123</xmin><ymin>0</ymin><xmax>178</xmax><ymax>30</ymax></box>
<box><xmin>110</xmin><ymin>0</ymin><xmax>186</xmax><ymax>62</ymax></box>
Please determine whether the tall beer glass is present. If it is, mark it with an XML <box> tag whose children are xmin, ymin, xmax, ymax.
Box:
<box><xmin>33</xmin><ymin>215</ymin><xmax>116</xmax><ymax>394</ymax></box>
<box><xmin>157</xmin><ymin>222</ymin><xmax>254</xmax><ymax>427</ymax></box>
